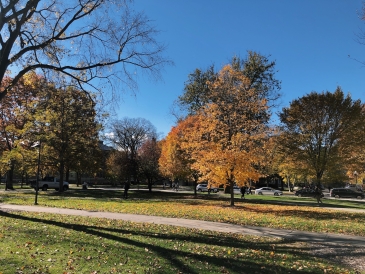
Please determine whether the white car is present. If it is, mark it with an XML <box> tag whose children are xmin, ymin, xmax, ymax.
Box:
<box><xmin>255</xmin><ymin>187</ymin><xmax>282</xmax><ymax>196</ymax></box>
<box><xmin>31</xmin><ymin>176</ymin><xmax>69</xmax><ymax>191</ymax></box>
<box><xmin>196</xmin><ymin>184</ymin><xmax>219</xmax><ymax>193</ymax></box>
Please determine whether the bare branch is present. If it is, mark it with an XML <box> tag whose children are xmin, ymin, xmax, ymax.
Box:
<box><xmin>0</xmin><ymin>0</ymin><xmax>171</xmax><ymax>101</ymax></box>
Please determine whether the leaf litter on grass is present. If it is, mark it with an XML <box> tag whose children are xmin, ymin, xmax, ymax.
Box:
<box><xmin>0</xmin><ymin>210</ymin><xmax>358</xmax><ymax>274</ymax></box>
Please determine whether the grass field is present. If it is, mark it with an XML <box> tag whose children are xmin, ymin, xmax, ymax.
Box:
<box><xmin>0</xmin><ymin>185</ymin><xmax>364</xmax><ymax>273</ymax></box>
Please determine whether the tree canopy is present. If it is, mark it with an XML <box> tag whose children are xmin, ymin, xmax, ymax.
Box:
<box><xmin>0</xmin><ymin>0</ymin><xmax>170</xmax><ymax>101</ymax></box>
<box><xmin>0</xmin><ymin>72</ymin><xmax>102</xmax><ymax>189</ymax></box>
<box><xmin>138</xmin><ymin>137</ymin><xmax>161</xmax><ymax>192</ymax></box>
<box><xmin>159</xmin><ymin>115</ymin><xmax>199</xmax><ymax>183</ymax></box>
<box><xmin>108</xmin><ymin>117</ymin><xmax>157</xmax><ymax>183</ymax></box>
<box><xmin>177</xmin><ymin>65</ymin><xmax>216</xmax><ymax>116</ymax></box>
<box><xmin>179</xmin><ymin>65</ymin><xmax>271</xmax><ymax>206</ymax></box>
<box><xmin>22</xmin><ymin>82</ymin><xmax>101</xmax><ymax>191</ymax></box>
<box><xmin>0</xmin><ymin>72</ymin><xmax>40</xmax><ymax>188</ymax></box>
<box><xmin>177</xmin><ymin>51</ymin><xmax>281</xmax><ymax>119</ymax></box>
<box><xmin>278</xmin><ymin>87</ymin><xmax>365</xmax><ymax>185</ymax></box>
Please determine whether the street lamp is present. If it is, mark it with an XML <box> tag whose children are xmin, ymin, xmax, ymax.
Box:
<box><xmin>354</xmin><ymin>171</ymin><xmax>358</xmax><ymax>186</ymax></box>
<box><xmin>31</xmin><ymin>141</ymin><xmax>41</xmax><ymax>205</ymax></box>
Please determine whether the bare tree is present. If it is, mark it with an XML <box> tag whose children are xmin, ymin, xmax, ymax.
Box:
<box><xmin>0</xmin><ymin>0</ymin><xmax>170</xmax><ymax>101</ymax></box>
<box><xmin>108</xmin><ymin>117</ymin><xmax>157</xmax><ymax>183</ymax></box>
<box><xmin>353</xmin><ymin>2</ymin><xmax>365</xmax><ymax>64</ymax></box>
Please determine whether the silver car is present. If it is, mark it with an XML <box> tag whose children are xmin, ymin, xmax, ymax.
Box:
<box><xmin>196</xmin><ymin>184</ymin><xmax>219</xmax><ymax>193</ymax></box>
<box><xmin>255</xmin><ymin>187</ymin><xmax>283</xmax><ymax>196</ymax></box>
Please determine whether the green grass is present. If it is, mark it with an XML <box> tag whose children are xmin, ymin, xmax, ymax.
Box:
<box><xmin>243</xmin><ymin>193</ymin><xmax>365</xmax><ymax>210</ymax></box>
<box><xmin>0</xmin><ymin>185</ymin><xmax>364</xmax><ymax>273</ymax></box>
<box><xmin>1</xmin><ymin>186</ymin><xmax>365</xmax><ymax>236</ymax></box>
<box><xmin>0</xmin><ymin>210</ymin><xmax>354</xmax><ymax>274</ymax></box>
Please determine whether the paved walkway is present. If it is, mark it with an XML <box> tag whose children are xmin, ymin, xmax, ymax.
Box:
<box><xmin>1</xmin><ymin>203</ymin><xmax>365</xmax><ymax>247</ymax></box>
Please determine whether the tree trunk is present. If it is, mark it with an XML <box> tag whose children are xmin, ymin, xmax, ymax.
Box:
<box><xmin>194</xmin><ymin>179</ymin><xmax>198</xmax><ymax>196</ymax></box>
<box><xmin>59</xmin><ymin>161</ymin><xmax>65</xmax><ymax>192</ymax></box>
<box><xmin>5</xmin><ymin>165</ymin><xmax>14</xmax><ymax>190</ymax></box>
<box><xmin>77</xmin><ymin>172</ymin><xmax>81</xmax><ymax>187</ymax></box>
<box><xmin>66</xmin><ymin>168</ymin><xmax>70</xmax><ymax>182</ymax></box>
<box><xmin>229</xmin><ymin>180</ymin><xmax>235</xmax><ymax>206</ymax></box>
<box><xmin>148</xmin><ymin>178</ymin><xmax>153</xmax><ymax>192</ymax></box>
<box><xmin>316</xmin><ymin>172</ymin><xmax>322</xmax><ymax>187</ymax></box>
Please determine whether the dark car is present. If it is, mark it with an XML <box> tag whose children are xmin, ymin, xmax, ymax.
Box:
<box><xmin>330</xmin><ymin>188</ymin><xmax>364</xmax><ymax>199</ymax></box>
<box><xmin>295</xmin><ymin>188</ymin><xmax>318</xmax><ymax>197</ymax></box>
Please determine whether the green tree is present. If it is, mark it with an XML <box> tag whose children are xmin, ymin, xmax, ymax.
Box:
<box><xmin>177</xmin><ymin>51</ymin><xmax>281</xmax><ymax>119</ymax></box>
<box><xmin>0</xmin><ymin>0</ymin><xmax>170</xmax><ymax>101</ymax></box>
<box><xmin>177</xmin><ymin>65</ymin><xmax>216</xmax><ymax>115</ymax></box>
<box><xmin>62</xmin><ymin>92</ymin><xmax>102</xmax><ymax>186</ymax></box>
<box><xmin>278</xmin><ymin>87</ymin><xmax>365</xmax><ymax>185</ymax></box>
<box><xmin>0</xmin><ymin>73</ymin><xmax>40</xmax><ymax>189</ymax></box>
<box><xmin>138</xmin><ymin>138</ymin><xmax>161</xmax><ymax>192</ymax></box>
<box><xmin>26</xmin><ymin>84</ymin><xmax>101</xmax><ymax>191</ymax></box>
<box><xmin>106</xmin><ymin>150</ymin><xmax>130</xmax><ymax>186</ymax></box>
<box><xmin>231</xmin><ymin>51</ymin><xmax>281</xmax><ymax>106</ymax></box>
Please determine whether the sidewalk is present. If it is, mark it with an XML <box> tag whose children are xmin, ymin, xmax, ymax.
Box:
<box><xmin>1</xmin><ymin>203</ymin><xmax>365</xmax><ymax>247</ymax></box>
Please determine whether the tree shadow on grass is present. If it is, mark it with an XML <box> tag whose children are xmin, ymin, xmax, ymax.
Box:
<box><xmin>7</xmin><ymin>187</ymin><xmax>365</xmax><ymax>211</ymax></box>
<box><xmin>0</xmin><ymin>209</ymin><xmax>343</xmax><ymax>274</ymax></box>
<box><xmin>4</xmin><ymin>190</ymin><xmax>365</xmax><ymax>225</ymax></box>
<box><xmin>244</xmin><ymin>197</ymin><xmax>365</xmax><ymax>210</ymax></box>
<box><xmin>12</xmin><ymin>187</ymin><xmax>362</xmax><ymax>206</ymax></box>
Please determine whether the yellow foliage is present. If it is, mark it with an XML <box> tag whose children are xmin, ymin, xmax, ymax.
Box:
<box><xmin>180</xmin><ymin>65</ymin><xmax>270</xmax><ymax>188</ymax></box>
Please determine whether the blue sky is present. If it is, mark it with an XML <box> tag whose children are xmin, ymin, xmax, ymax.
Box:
<box><xmin>114</xmin><ymin>0</ymin><xmax>365</xmax><ymax>138</ymax></box>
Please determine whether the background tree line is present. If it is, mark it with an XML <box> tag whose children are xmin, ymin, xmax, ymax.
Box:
<box><xmin>2</xmin><ymin>52</ymin><xmax>365</xmax><ymax>205</ymax></box>
<box><xmin>0</xmin><ymin>0</ymin><xmax>170</xmax><ymax>191</ymax></box>
<box><xmin>2</xmin><ymin>1</ymin><xmax>365</xmax><ymax>205</ymax></box>
<box><xmin>159</xmin><ymin>51</ymin><xmax>365</xmax><ymax>206</ymax></box>
<box><xmin>0</xmin><ymin>73</ymin><xmax>101</xmax><ymax>191</ymax></box>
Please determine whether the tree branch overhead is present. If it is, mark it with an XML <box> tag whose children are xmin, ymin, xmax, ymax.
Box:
<box><xmin>0</xmin><ymin>0</ymin><xmax>170</xmax><ymax>100</ymax></box>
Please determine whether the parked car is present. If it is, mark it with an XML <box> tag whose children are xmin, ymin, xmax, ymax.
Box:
<box><xmin>196</xmin><ymin>184</ymin><xmax>219</xmax><ymax>193</ymax></box>
<box><xmin>330</xmin><ymin>188</ymin><xmax>364</xmax><ymax>199</ymax></box>
<box><xmin>255</xmin><ymin>187</ymin><xmax>283</xmax><ymax>196</ymax></box>
<box><xmin>233</xmin><ymin>186</ymin><xmax>241</xmax><ymax>194</ymax></box>
<box><xmin>345</xmin><ymin>184</ymin><xmax>364</xmax><ymax>192</ymax></box>
<box><xmin>30</xmin><ymin>176</ymin><xmax>69</xmax><ymax>191</ymax></box>
<box><xmin>295</xmin><ymin>188</ymin><xmax>318</xmax><ymax>197</ymax></box>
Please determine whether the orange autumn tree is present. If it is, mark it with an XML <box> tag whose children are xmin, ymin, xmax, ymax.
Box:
<box><xmin>181</xmin><ymin>65</ymin><xmax>270</xmax><ymax>206</ymax></box>
<box><xmin>159</xmin><ymin>116</ymin><xmax>200</xmax><ymax>192</ymax></box>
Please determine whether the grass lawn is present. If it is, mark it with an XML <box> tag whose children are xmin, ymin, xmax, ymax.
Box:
<box><xmin>0</xmin><ymin>185</ymin><xmax>364</xmax><ymax>273</ymax></box>
<box><xmin>1</xmin><ymin>186</ymin><xmax>365</xmax><ymax>236</ymax></box>
<box><xmin>0</xmin><ymin>210</ymin><xmax>355</xmax><ymax>274</ymax></box>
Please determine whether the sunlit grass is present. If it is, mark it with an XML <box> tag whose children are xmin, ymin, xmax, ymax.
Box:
<box><xmin>0</xmin><ymin>210</ymin><xmax>356</xmax><ymax>274</ymax></box>
<box><xmin>1</xmin><ymin>187</ymin><xmax>365</xmax><ymax>237</ymax></box>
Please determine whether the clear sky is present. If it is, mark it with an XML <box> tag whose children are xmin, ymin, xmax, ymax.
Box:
<box><xmin>113</xmin><ymin>0</ymin><xmax>365</xmax><ymax>138</ymax></box>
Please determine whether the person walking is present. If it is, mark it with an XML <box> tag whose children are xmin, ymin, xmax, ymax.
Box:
<box><xmin>240</xmin><ymin>186</ymin><xmax>246</xmax><ymax>199</ymax></box>
<box><xmin>315</xmin><ymin>186</ymin><xmax>323</xmax><ymax>204</ymax></box>
<box><xmin>123</xmin><ymin>182</ymin><xmax>130</xmax><ymax>199</ymax></box>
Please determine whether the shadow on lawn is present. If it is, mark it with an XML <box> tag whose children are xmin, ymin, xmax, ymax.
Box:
<box><xmin>5</xmin><ymin>189</ymin><xmax>365</xmax><ymax>223</ymax></box>
<box><xmin>0</xmin><ymin>209</ymin><xmax>345</xmax><ymax>274</ymax></box>
<box><xmin>243</xmin><ymin>197</ymin><xmax>365</xmax><ymax>208</ymax></box>
<box><xmin>1</xmin><ymin>187</ymin><xmax>201</xmax><ymax>203</ymax></box>
<box><xmin>5</xmin><ymin>185</ymin><xmax>365</xmax><ymax>209</ymax></box>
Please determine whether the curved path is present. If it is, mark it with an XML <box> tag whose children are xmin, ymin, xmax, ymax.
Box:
<box><xmin>1</xmin><ymin>203</ymin><xmax>365</xmax><ymax>247</ymax></box>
